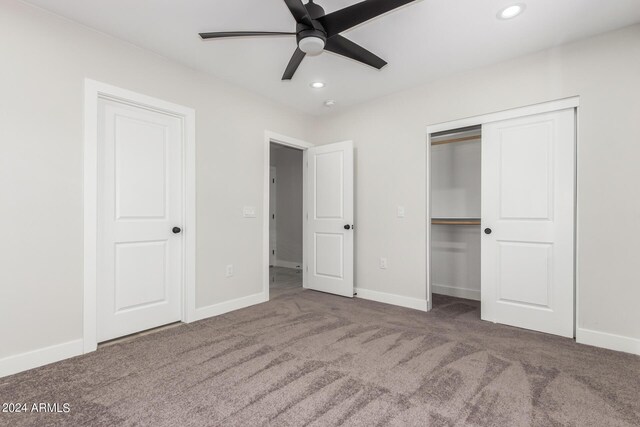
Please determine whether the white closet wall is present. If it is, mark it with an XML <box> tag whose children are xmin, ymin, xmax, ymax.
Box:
<box><xmin>431</xmin><ymin>226</ymin><xmax>481</xmax><ymax>300</ymax></box>
<box><xmin>431</xmin><ymin>131</ymin><xmax>481</xmax><ymax>300</ymax></box>
<box><xmin>431</xmin><ymin>140</ymin><xmax>481</xmax><ymax>219</ymax></box>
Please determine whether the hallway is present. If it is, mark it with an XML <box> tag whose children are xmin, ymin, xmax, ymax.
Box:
<box><xmin>269</xmin><ymin>266</ymin><xmax>303</xmax><ymax>299</ymax></box>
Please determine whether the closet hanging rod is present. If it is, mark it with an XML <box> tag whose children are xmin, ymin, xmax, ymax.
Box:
<box><xmin>431</xmin><ymin>218</ymin><xmax>481</xmax><ymax>225</ymax></box>
<box><xmin>431</xmin><ymin>135</ymin><xmax>480</xmax><ymax>146</ymax></box>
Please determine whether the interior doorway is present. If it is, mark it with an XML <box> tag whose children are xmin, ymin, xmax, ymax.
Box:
<box><xmin>83</xmin><ymin>79</ymin><xmax>196</xmax><ymax>353</ymax></box>
<box><xmin>269</xmin><ymin>142</ymin><xmax>305</xmax><ymax>295</ymax></box>
<box><xmin>263</xmin><ymin>132</ymin><xmax>313</xmax><ymax>300</ymax></box>
<box><xmin>262</xmin><ymin>132</ymin><xmax>355</xmax><ymax>300</ymax></box>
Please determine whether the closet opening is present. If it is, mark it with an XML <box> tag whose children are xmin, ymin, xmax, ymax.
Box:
<box><xmin>429</xmin><ymin>125</ymin><xmax>482</xmax><ymax>314</ymax></box>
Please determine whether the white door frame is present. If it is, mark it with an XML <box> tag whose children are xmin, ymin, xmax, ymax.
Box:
<box><xmin>269</xmin><ymin>166</ymin><xmax>277</xmax><ymax>266</ymax></box>
<box><xmin>83</xmin><ymin>79</ymin><xmax>196</xmax><ymax>353</ymax></box>
<box><xmin>263</xmin><ymin>131</ymin><xmax>314</xmax><ymax>300</ymax></box>
<box><xmin>426</xmin><ymin>96</ymin><xmax>580</xmax><ymax>321</ymax></box>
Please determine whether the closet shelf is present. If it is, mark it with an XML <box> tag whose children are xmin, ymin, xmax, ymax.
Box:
<box><xmin>431</xmin><ymin>135</ymin><xmax>480</xmax><ymax>146</ymax></box>
<box><xmin>431</xmin><ymin>218</ymin><xmax>481</xmax><ymax>225</ymax></box>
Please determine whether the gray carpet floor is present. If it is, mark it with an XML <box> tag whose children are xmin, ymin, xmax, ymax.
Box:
<box><xmin>1</xmin><ymin>267</ymin><xmax>639</xmax><ymax>426</ymax></box>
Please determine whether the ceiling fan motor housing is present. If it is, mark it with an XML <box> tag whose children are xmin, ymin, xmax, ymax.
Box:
<box><xmin>294</xmin><ymin>1</ymin><xmax>327</xmax><ymax>56</ymax></box>
<box><xmin>304</xmin><ymin>0</ymin><xmax>326</xmax><ymax>19</ymax></box>
<box><xmin>297</xmin><ymin>28</ymin><xmax>327</xmax><ymax>55</ymax></box>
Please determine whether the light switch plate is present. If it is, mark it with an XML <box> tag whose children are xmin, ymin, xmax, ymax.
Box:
<box><xmin>397</xmin><ymin>206</ymin><xmax>405</xmax><ymax>218</ymax></box>
<box><xmin>243</xmin><ymin>206</ymin><xmax>256</xmax><ymax>218</ymax></box>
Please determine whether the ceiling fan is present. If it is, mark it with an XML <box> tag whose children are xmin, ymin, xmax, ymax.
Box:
<box><xmin>199</xmin><ymin>0</ymin><xmax>417</xmax><ymax>80</ymax></box>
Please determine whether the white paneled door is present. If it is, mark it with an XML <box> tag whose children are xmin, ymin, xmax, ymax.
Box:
<box><xmin>481</xmin><ymin>108</ymin><xmax>575</xmax><ymax>337</ymax></box>
<box><xmin>306</xmin><ymin>141</ymin><xmax>354</xmax><ymax>297</ymax></box>
<box><xmin>97</xmin><ymin>99</ymin><xmax>183</xmax><ymax>342</ymax></box>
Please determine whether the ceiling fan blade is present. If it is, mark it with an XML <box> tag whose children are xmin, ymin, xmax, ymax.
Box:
<box><xmin>283</xmin><ymin>0</ymin><xmax>314</xmax><ymax>27</ymax></box>
<box><xmin>282</xmin><ymin>48</ymin><xmax>306</xmax><ymax>80</ymax></box>
<box><xmin>200</xmin><ymin>31</ymin><xmax>295</xmax><ymax>39</ymax></box>
<box><xmin>325</xmin><ymin>35</ymin><xmax>387</xmax><ymax>69</ymax></box>
<box><xmin>318</xmin><ymin>0</ymin><xmax>416</xmax><ymax>37</ymax></box>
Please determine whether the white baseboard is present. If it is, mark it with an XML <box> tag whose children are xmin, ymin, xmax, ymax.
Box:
<box><xmin>192</xmin><ymin>292</ymin><xmax>268</xmax><ymax>322</ymax></box>
<box><xmin>432</xmin><ymin>283</ymin><xmax>481</xmax><ymax>301</ymax></box>
<box><xmin>355</xmin><ymin>288</ymin><xmax>428</xmax><ymax>312</ymax></box>
<box><xmin>274</xmin><ymin>259</ymin><xmax>302</xmax><ymax>269</ymax></box>
<box><xmin>576</xmin><ymin>328</ymin><xmax>640</xmax><ymax>356</ymax></box>
<box><xmin>0</xmin><ymin>339</ymin><xmax>84</xmax><ymax>378</ymax></box>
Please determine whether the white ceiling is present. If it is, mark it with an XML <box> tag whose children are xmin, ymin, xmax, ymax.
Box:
<box><xmin>23</xmin><ymin>0</ymin><xmax>640</xmax><ymax>115</ymax></box>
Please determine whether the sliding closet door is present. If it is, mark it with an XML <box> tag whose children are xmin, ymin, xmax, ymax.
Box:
<box><xmin>481</xmin><ymin>108</ymin><xmax>575</xmax><ymax>338</ymax></box>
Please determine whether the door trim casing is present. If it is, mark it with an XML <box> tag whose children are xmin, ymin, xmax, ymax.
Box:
<box><xmin>426</xmin><ymin>96</ymin><xmax>579</xmax><ymax>320</ymax></box>
<box><xmin>263</xmin><ymin>132</ymin><xmax>314</xmax><ymax>300</ymax></box>
<box><xmin>269</xmin><ymin>166</ymin><xmax>277</xmax><ymax>267</ymax></box>
<box><xmin>83</xmin><ymin>79</ymin><xmax>196</xmax><ymax>353</ymax></box>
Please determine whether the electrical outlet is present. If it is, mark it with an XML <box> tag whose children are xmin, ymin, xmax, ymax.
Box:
<box><xmin>225</xmin><ymin>264</ymin><xmax>233</xmax><ymax>278</ymax></box>
<box><xmin>379</xmin><ymin>258</ymin><xmax>388</xmax><ymax>269</ymax></box>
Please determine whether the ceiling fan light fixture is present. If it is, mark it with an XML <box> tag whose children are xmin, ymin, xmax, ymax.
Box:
<box><xmin>299</xmin><ymin>36</ymin><xmax>326</xmax><ymax>56</ymax></box>
<box><xmin>199</xmin><ymin>0</ymin><xmax>420</xmax><ymax>80</ymax></box>
<box><xmin>497</xmin><ymin>4</ymin><xmax>526</xmax><ymax>20</ymax></box>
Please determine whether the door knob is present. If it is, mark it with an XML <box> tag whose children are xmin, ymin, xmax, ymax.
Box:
<box><xmin>344</xmin><ymin>224</ymin><xmax>351</xmax><ymax>230</ymax></box>
<box><xmin>172</xmin><ymin>227</ymin><xmax>182</xmax><ymax>234</ymax></box>
<box><xmin>484</xmin><ymin>228</ymin><xmax>492</xmax><ymax>235</ymax></box>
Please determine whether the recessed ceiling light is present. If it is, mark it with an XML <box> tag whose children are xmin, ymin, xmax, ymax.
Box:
<box><xmin>310</xmin><ymin>81</ymin><xmax>325</xmax><ymax>89</ymax></box>
<box><xmin>324</xmin><ymin>100</ymin><xmax>336</xmax><ymax>108</ymax></box>
<box><xmin>497</xmin><ymin>4</ymin><xmax>525</xmax><ymax>20</ymax></box>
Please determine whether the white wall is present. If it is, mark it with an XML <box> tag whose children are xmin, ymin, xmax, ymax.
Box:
<box><xmin>431</xmin><ymin>225</ymin><xmax>481</xmax><ymax>301</ymax></box>
<box><xmin>0</xmin><ymin>0</ymin><xmax>313</xmax><ymax>361</ymax></box>
<box><xmin>269</xmin><ymin>144</ymin><xmax>303</xmax><ymax>266</ymax></box>
<box><xmin>312</xmin><ymin>25</ymin><xmax>640</xmax><ymax>348</ymax></box>
<box><xmin>431</xmin><ymin>138</ymin><xmax>481</xmax><ymax>219</ymax></box>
